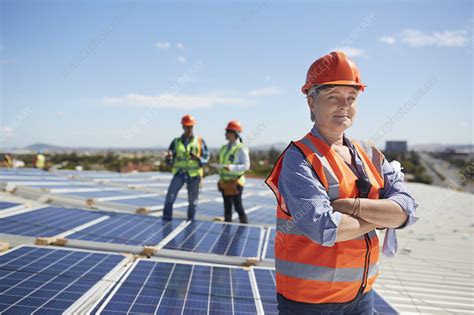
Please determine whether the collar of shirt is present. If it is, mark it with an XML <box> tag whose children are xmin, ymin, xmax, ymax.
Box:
<box><xmin>309</xmin><ymin>125</ymin><xmax>366</xmax><ymax>177</ymax></box>
<box><xmin>227</xmin><ymin>141</ymin><xmax>237</xmax><ymax>149</ymax></box>
<box><xmin>181</xmin><ymin>134</ymin><xmax>194</xmax><ymax>146</ymax></box>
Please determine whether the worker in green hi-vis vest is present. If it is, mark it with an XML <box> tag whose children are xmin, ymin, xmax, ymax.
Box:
<box><xmin>163</xmin><ymin>115</ymin><xmax>209</xmax><ymax>221</ymax></box>
<box><xmin>217</xmin><ymin>121</ymin><xmax>250</xmax><ymax>223</ymax></box>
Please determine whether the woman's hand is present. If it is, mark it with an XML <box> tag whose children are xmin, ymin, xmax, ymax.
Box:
<box><xmin>332</xmin><ymin>198</ymin><xmax>405</xmax><ymax>229</ymax></box>
<box><xmin>330</xmin><ymin>198</ymin><xmax>355</xmax><ymax>215</ymax></box>
<box><xmin>332</xmin><ymin>198</ymin><xmax>386</xmax><ymax>229</ymax></box>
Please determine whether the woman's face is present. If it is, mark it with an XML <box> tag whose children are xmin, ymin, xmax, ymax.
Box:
<box><xmin>225</xmin><ymin>130</ymin><xmax>237</xmax><ymax>141</ymax></box>
<box><xmin>308</xmin><ymin>86</ymin><xmax>359</xmax><ymax>133</ymax></box>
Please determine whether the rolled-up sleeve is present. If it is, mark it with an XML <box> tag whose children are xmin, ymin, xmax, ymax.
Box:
<box><xmin>381</xmin><ymin>159</ymin><xmax>419</xmax><ymax>229</ymax></box>
<box><xmin>228</xmin><ymin>146</ymin><xmax>251</xmax><ymax>173</ymax></box>
<box><xmin>199</xmin><ymin>139</ymin><xmax>210</xmax><ymax>166</ymax></box>
<box><xmin>278</xmin><ymin>145</ymin><xmax>342</xmax><ymax>247</ymax></box>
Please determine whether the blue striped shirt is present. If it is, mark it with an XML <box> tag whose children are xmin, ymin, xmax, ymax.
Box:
<box><xmin>278</xmin><ymin>126</ymin><xmax>418</xmax><ymax>256</ymax></box>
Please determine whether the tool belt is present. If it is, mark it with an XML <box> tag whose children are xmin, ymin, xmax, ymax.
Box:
<box><xmin>218</xmin><ymin>179</ymin><xmax>241</xmax><ymax>196</ymax></box>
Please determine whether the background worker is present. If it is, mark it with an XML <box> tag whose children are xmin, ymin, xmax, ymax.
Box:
<box><xmin>163</xmin><ymin>115</ymin><xmax>209</xmax><ymax>221</ymax></box>
<box><xmin>266</xmin><ymin>51</ymin><xmax>418</xmax><ymax>314</ymax></box>
<box><xmin>217</xmin><ymin>121</ymin><xmax>250</xmax><ymax>223</ymax></box>
<box><xmin>3</xmin><ymin>153</ymin><xmax>13</xmax><ymax>168</ymax></box>
<box><xmin>34</xmin><ymin>151</ymin><xmax>46</xmax><ymax>169</ymax></box>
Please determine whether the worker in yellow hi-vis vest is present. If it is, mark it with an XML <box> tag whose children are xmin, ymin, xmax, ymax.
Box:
<box><xmin>217</xmin><ymin>121</ymin><xmax>250</xmax><ymax>223</ymax></box>
<box><xmin>163</xmin><ymin>115</ymin><xmax>209</xmax><ymax>221</ymax></box>
<box><xmin>34</xmin><ymin>151</ymin><xmax>46</xmax><ymax>169</ymax></box>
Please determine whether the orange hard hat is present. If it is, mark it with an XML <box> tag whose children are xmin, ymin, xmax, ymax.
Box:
<box><xmin>226</xmin><ymin>120</ymin><xmax>243</xmax><ymax>133</ymax></box>
<box><xmin>301</xmin><ymin>51</ymin><xmax>366</xmax><ymax>95</ymax></box>
<box><xmin>181</xmin><ymin>114</ymin><xmax>196</xmax><ymax>126</ymax></box>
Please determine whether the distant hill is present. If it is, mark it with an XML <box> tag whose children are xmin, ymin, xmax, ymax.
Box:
<box><xmin>18</xmin><ymin>142</ymin><xmax>289</xmax><ymax>154</ymax></box>
<box><xmin>22</xmin><ymin>143</ymin><xmax>168</xmax><ymax>153</ymax></box>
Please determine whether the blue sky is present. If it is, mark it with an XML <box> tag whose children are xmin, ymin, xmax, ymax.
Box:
<box><xmin>1</xmin><ymin>0</ymin><xmax>472</xmax><ymax>149</ymax></box>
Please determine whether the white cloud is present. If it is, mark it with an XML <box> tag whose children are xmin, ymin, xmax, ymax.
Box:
<box><xmin>177</xmin><ymin>43</ymin><xmax>184</xmax><ymax>49</ymax></box>
<box><xmin>248</xmin><ymin>87</ymin><xmax>281</xmax><ymax>97</ymax></box>
<box><xmin>177</xmin><ymin>56</ymin><xmax>187</xmax><ymax>63</ymax></box>
<box><xmin>102</xmin><ymin>93</ymin><xmax>245</xmax><ymax>109</ymax></box>
<box><xmin>155</xmin><ymin>41</ymin><xmax>171</xmax><ymax>50</ymax></box>
<box><xmin>380</xmin><ymin>29</ymin><xmax>469</xmax><ymax>47</ymax></box>
<box><xmin>379</xmin><ymin>36</ymin><xmax>396</xmax><ymax>45</ymax></box>
<box><xmin>334</xmin><ymin>47</ymin><xmax>367</xmax><ymax>57</ymax></box>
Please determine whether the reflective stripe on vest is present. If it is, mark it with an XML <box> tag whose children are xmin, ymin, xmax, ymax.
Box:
<box><xmin>265</xmin><ymin>132</ymin><xmax>384</xmax><ymax>304</ymax></box>
<box><xmin>172</xmin><ymin>136</ymin><xmax>203</xmax><ymax>177</ymax></box>
<box><xmin>219</xmin><ymin>142</ymin><xmax>245</xmax><ymax>181</ymax></box>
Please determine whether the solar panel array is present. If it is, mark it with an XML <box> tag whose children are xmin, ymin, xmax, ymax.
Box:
<box><xmin>163</xmin><ymin>221</ymin><xmax>263</xmax><ymax>259</ymax></box>
<box><xmin>67</xmin><ymin>214</ymin><xmax>184</xmax><ymax>246</ymax></box>
<box><xmin>0</xmin><ymin>167</ymin><xmax>398</xmax><ymax>314</ymax></box>
<box><xmin>0</xmin><ymin>245</ymin><xmax>127</xmax><ymax>314</ymax></box>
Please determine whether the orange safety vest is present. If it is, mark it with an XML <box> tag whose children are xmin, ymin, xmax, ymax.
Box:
<box><xmin>265</xmin><ymin>132</ymin><xmax>385</xmax><ymax>304</ymax></box>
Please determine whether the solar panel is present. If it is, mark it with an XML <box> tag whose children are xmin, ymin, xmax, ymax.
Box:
<box><xmin>0</xmin><ymin>201</ymin><xmax>22</xmax><ymax>211</ymax></box>
<box><xmin>0</xmin><ymin>206</ymin><xmax>105</xmax><ymax>237</ymax></box>
<box><xmin>163</xmin><ymin>221</ymin><xmax>263</xmax><ymax>258</ymax></box>
<box><xmin>67</xmin><ymin>214</ymin><xmax>184</xmax><ymax>246</ymax></box>
<box><xmin>29</xmin><ymin>184</ymin><xmax>99</xmax><ymax>190</ymax></box>
<box><xmin>236</xmin><ymin>206</ymin><xmax>275</xmax><ymax>225</ymax></box>
<box><xmin>60</xmin><ymin>190</ymin><xmax>137</xmax><ymax>199</ymax></box>
<box><xmin>106</xmin><ymin>195</ymin><xmax>170</xmax><ymax>207</ymax></box>
<box><xmin>178</xmin><ymin>201</ymin><xmax>224</xmax><ymax>218</ymax></box>
<box><xmin>0</xmin><ymin>245</ymin><xmax>126</xmax><ymax>314</ymax></box>
<box><xmin>97</xmin><ymin>259</ymin><xmax>258</xmax><ymax>314</ymax></box>
<box><xmin>253</xmin><ymin>268</ymin><xmax>278</xmax><ymax>314</ymax></box>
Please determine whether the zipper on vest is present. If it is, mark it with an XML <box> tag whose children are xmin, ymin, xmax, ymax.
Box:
<box><xmin>358</xmin><ymin>233</ymin><xmax>372</xmax><ymax>295</ymax></box>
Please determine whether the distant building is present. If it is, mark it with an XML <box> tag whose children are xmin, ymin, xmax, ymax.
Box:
<box><xmin>385</xmin><ymin>141</ymin><xmax>408</xmax><ymax>153</ymax></box>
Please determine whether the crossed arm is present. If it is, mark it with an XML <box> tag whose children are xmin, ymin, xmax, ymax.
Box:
<box><xmin>278</xmin><ymin>146</ymin><xmax>417</xmax><ymax>246</ymax></box>
<box><xmin>332</xmin><ymin>199</ymin><xmax>408</xmax><ymax>242</ymax></box>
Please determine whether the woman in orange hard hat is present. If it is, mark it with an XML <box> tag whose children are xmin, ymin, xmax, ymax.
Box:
<box><xmin>266</xmin><ymin>51</ymin><xmax>418</xmax><ymax>314</ymax></box>
<box><xmin>216</xmin><ymin>121</ymin><xmax>250</xmax><ymax>223</ymax></box>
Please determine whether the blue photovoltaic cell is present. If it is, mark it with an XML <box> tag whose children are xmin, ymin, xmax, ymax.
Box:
<box><xmin>0</xmin><ymin>246</ymin><xmax>124</xmax><ymax>314</ymax></box>
<box><xmin>254</xmin><ymin>269</ymin><xmax>278</xmax><ymax>314</ymax></box>
<box><xmin>235</xmin><ymin>206</ymin><xmax>275</xmax><ymax>225</ymax></box>
<box><xmin>108</xmin><ymin>196</ymin><xmax>175</xmax><ymax>207</ymax></box>
<box><xmin>264</xmin><ymin>228</ymin><xmax>275</xmax><ymax>260</ymax></box>
<box><xmin>60</xmin><ymin>190</ymin><xmax>135</xmax><ymax>199</ymax></box>
<box><xmin>164</xmin><ymin>221</ymin><xmax>262</xmax><ymax>258</ymax></box>
<box><xmin>197</xmin><ymin>190</ymin><xmax>222</xmax><ymax>199</ymax></box>
<box><xmin>3</xmin><ymin>179</ymin><xmax>71</xmax><ymax>183</ymax></box>
<box><xmin>184</xmin><ymin>201</ymin><xmax>223</xmax><ymax>217</ymax></box>
<box><xmin>373</xmin><ymin>291</ymin><xmax>398</xmax><ymax>314</ymax></box>
<box><xmin>0</xmin><ymin>202</ymin><xmax>21</xmax><ymax>211</ymax></box>
<box><xmin>68</xmin><ymin>214</ymin><xmax>183</xmax><ymax>246</ymax></box>
<box><xmin>242</xmin><ymin>194</ymin><xmax>274</xmax><ymax>205</ymax></box>
<box><xmin>99</xmin><ymin>260</ymin><xmax>257</xmax><ymax>314</ymax></box>
<box><xmin>0</xmin><ymin>207</ymin><xmax>104</xmax><ymax>237</ymax></box>
<box><xmin>29</xmin><ymin>184</ymin><xmax>98</xmax><ymax>190</ymax></box>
